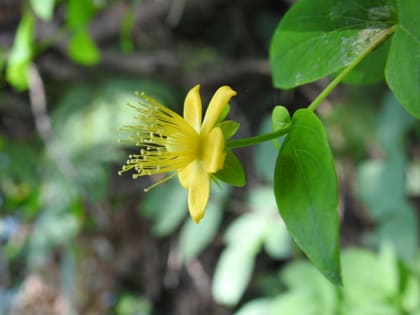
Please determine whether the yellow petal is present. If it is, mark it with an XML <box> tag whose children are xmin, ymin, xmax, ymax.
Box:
<box><xmin>178</xmin><ymin>162</ymin><xmax>194</xmax><ymax>189</ymax></box>
<box><xmin>188</xmin><ymin>162</ymin><xmax>210</xmax><ymax>223</ymax></box>
<box><xmin>202</xmin><ymin>127</ymin><xmax>226</xmax><ymax>173</ymax></box>
<box><xmin>201</xmin><ymin>86</ymin><xmax>237</xmax><ymax>136</ymax></box>
<box><xmin>183</xmin><ymin>84</ymin><xmax>202</xmax><ymax>131</ymax></box>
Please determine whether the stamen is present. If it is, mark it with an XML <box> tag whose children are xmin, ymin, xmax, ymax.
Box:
<box><xmin>143</xmin><ymin>172</ymin><xmax>178</xmax><ymax>192</ymax></box>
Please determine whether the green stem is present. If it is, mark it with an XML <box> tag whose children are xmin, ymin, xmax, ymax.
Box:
<box><xmin>307</xmin><ymin>25</ymin><xmax>397</xmax><ymax>112</ymax></box>
<box><xmin>227</xmin><ymin>25</ymin><xmax>397</xmax><ymax>149</ymax></box>
<box><xmin>226</xmin><ymin>125</ymin><xmax>291</xmax><ymax>149</ymax></box>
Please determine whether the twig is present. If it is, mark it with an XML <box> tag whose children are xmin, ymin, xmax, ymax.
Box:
<box><xmin>27</xmin><ymin>64</ymin><xmax>76</xmax><ymax>178</ymax></box>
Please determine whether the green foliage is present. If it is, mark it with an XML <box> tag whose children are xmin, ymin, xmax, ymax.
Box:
<box><xmin>30</xmin><ymin>0</ymin><xmax>56</xmax><ymax>21</ymax></box>
<box><xmin>212</xmin><ymin>187</ymin><xmax>292</xmax><ymax>306</ymax></box>
<box><xmin>179</xmin><ymin>185</ymin><xmax>227</xmax><ymax>262</ymax></box>
<box><xmin>141</xmin><ymin>179</ymin><xmax>188</xmax><ymax>237</ymax></box>
<box><xmin>235</xmin><ymin>246</ymin><xmax>420</xmax><ymax>315</ymax></box>
<box><xmin>116</xmin><ymin>294</ymin><xmax>152</xmax><ymax>315</ymax></box>
<box><xmin>355</xmin><ymin>93</ymin><xmax>418</xmax><ymax>260</ymax></box>
<box><xmin>270</xmin><ymin>0</ymin><xmax>419</xmax><ymax>117</ymax></box>
<box><xmin>66</xmin><ymin>0</ymin><xmax>100</xmax><ymax>65</ymax></box>
<box><xmin>274</xmin><ymin>109</ymin><xmax>341</xmax><ymax>285</ymax></box>
<box><xmin>67</xmin><ymin>30</ymin><xmax>100</xmax><ymax>65</ymax></box>
<box><xmin>385</xmin><ymin>0</ymin><xmax>420</xmax><ymax>118</ymax></box>
<box><xmin>214</xmin><ymin>150</ymin><xmax>246</xmax><ymax>187</ymax></box>
<box><xmin>270</xmin><ymin>0</ymin><xmax>397</xmax><ymax>88</ymax></box>
<box><xmin>5</xmin><ymin>11</ymin><xmax>34</xmax><ymax>90</ymax></box>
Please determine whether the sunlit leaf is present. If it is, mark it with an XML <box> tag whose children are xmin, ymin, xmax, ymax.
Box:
<box><xmin>6</xmin><ymin>12</ymin><xmax>34</xmax><ymax>90</ymax></box>
<box><xmin>30</xmin><ymin>0</ymin><xmax>55</xmax><ymax>21</ymax></box>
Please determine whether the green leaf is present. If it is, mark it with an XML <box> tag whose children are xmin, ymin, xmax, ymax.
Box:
<box><xmin>342</xmin><ymin>38</ymin><xmax>391</xmax><ymax>84</ymax></box>
<box><xmin>385</xmin><ymin>0</ymin><xmax>420</xmax><ymax>118</ymax></box>
<box><xmin>280</xmin><ymin>260</ymin><xmax>337</xmax><ymax>314</ymax></box>
<box><xmin>272</xmin><ymin>105</ymin><xmax>290</xmax><ymax>150</ymax></box>
<box><xmin>212</xmin><ymin>246</ymin><xmax>256</xmax><ymax>306</ymax></box>
<box><xmin>30</xmin><ymin>0</ymin><xmax>55</xmax><ymax>21</ymax></box>
<box><xmin>270</xmin><ymin>0</ymin><xmax>397</xmax><ymax>88</ymax></box>
<box><xmin>219</xmin><ymin>120</ymin><xmax>240</xmax><ymax>139</ymax></box>
<box><xmin>274</xmin><ymin>109</ymin><xmax>341</xmax><ymax>285</ymax></box>
<box><xmin>67</xmin><ymin>29</ymin><xmax>100</xmax><ymax>65</ymax></box>
<box><xmin>214</xmin><ymin>150</ymin><xmax>246</xmax><ymax>187</ymax></box>
<box><xmin>6</xmin><ymin>12</ymin><xmax>35</xmax><ymax>90</ymax></box>
<box><xmin>340</xmin><ymin>248</ymin><xmax>399</xmax><ymax>306</ymax></box>
<box><xmin>67</xmin><ymin>0</ymin><xmax>95</xmax><ymax>29</ymax></box>
<box><xmin>272</xmin><ymin>105</ymin><xmax>291</xmax><ymax>131</ymax></box>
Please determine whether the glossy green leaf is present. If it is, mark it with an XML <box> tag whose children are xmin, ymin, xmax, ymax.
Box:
<box><xmin>68</xmin><ymin>30</ymin><xmax>100</xmax><ymax>65</ymax></box>
<box><xmin>6</xmin><ymin>12</ymin><xmax>34</xmax><ymax>90</ymax></box>
<box><xmin>30</xmin><ymin>0</ymin><xmax>55</xmax><ymax>21</ymax></box>
<box><xmin>214</xmin><ymin>150</ymin><xmax>246</xmax><ymax>187</ymax></box>
<box><xmin>385</xmin><ymin>0</ymin><xmax>420</xmax><ymax>118</ymax></box>
<box><xmin>270</xmin><ymin>0</ymin><xmax>397</xmax><ymax>88</ymax></box>
<box><xmin>274</xmin><ymin>109</ymin><xmax>341</xmax><ymax>285</ymax></box>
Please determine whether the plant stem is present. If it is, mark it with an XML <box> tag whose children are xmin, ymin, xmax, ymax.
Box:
<box><xmin>226</xmin><ymin>125</ymin><xmax>291</xmax><ymax>149</ymax></box>
<box><xmin>307</xmin><ymin>25</ymin><xmax>397</xmax><ymax>112</ymax></box>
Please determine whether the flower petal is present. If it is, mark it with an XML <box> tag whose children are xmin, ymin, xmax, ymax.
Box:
<box><xmin>188</xmin><ymin>161</ymin><xmax>210</xmax><ymax>223</ymax></box>
<box><xmin>202</xmin><ymin>127</ymin><xmax>226</xmax><ymax>173</ymax></box>
<box><xmin>178</xmin><ymin>162</ymin><xmax>194</xmax><ymax>188</ymax></box>
<box><xmin>183</xmin><ymin>84</ymin><xmax>202</xmax><ymax>131</ymax></box>
<box><xmin>201</xmin><ymin>86</ymin><xmax>237</xmax><ymax>136</ymax></box>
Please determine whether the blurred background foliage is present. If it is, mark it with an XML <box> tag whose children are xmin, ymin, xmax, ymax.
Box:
<box><xmin>0</xmin><ymin>0</ymin><xmax>419</xmax><ymax>314</ymax></box>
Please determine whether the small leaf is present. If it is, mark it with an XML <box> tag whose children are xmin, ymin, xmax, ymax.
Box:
<box><xmin>6</xmin><ymin>12</ymin><xmax>35</xmax><ymax>90</ymax></box>
<box><xmin>219</xmin><ymin>120</ymin><xmax>240</xmax><ymax>139</ymax></box>
<box><xmin>272</xmin><ymin>105</ymin><xmax>291</xmax><ymax>150</ymax></box>
<box><xmin>30</xmin><ymin>0</ymin><xmax>55</xmax><ymax>21</ymax></box>
<box><xmin>274</xmin><ymin>109</ymin><xmax>341</xmax><ymax>285</ymax></box>
<box><xmin>272</xmin><ymin>105</ymin><xmax>291</xmax><ymax>130</ymax></box>
<box><xmin>214</xmin><ymin>150</ymin><xmax>246</xmax><ymax>187</ymax></box>
<box><xmin>67</xmin><ymin>29</ymin><xmax>100</xmax><ymax>65</ymax></box>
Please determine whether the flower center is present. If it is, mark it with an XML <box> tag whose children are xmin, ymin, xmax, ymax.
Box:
<box><xmin>119</xmin><ymin>93</ymin><xmax>199</xmax><ymax>178</ymax></box>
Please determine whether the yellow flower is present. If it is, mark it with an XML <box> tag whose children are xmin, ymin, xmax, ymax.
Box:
<box><xmin>119</xmin><ymin>85</ymin><xmax>237</xmax><ymax>223</ymax></box>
